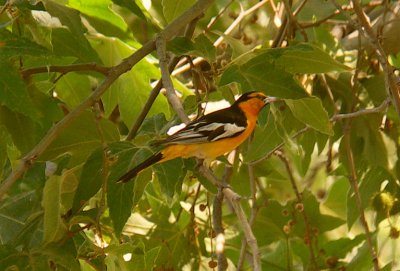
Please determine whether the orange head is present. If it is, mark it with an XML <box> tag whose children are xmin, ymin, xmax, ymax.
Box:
<box><xmin>233</xmin><ymin>91</ymin><xmax>278</xmax><ymax>117</ymax></box>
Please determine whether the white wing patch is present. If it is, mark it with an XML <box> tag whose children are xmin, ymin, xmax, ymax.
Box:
<box><xmin>210</xmin><ymin>123</ymin><xmax>246</xmax><ymax>141</ymax></box>
<box><xmin>163</xmin><ymin>121</ymin><xmax>246</xmax><ymax>145</ymax></box>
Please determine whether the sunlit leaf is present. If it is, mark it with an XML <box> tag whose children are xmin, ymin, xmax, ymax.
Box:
<box><xmin>91</xmin><ymin>35</ymin><xmax>171</xmax><ymax>126</ymax></box>
<box><xmin>112</xmin><ymin>0</ymin><xmax>146</xmax><ymax>19</ymax></box>
<box><xmin>285</xmin><ymin>97</ymin><xmax>333</xmax><ymax>135</ymax></box>
<box><xmin>162</xmin><ymin>0</ymin><xmax>196</xmax><ymax>23</ymax></box>
<box><xmin>42</xmin><ymin>175</ymin><xmax>67</xmax><ymax>243</ymax></box>
<box><xmin>55</xmin><ymin>73</ymin><xmax>91</xmax><ymax>108</ymax></box>
<box><xmin>220</xmin><ymin>63</ymin><xmax>307</xmax><ymax>99</ymax></box>
<box><xmin>68</xmin><ymin>0</ymin><xmax>128</xmax><ymax>31</ymax></box>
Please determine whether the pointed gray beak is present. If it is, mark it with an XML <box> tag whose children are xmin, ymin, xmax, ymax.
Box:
<box><xmin>263</xmin><ymin>96</ymin><xmax>281</xmax><ymax>104</ymax></box>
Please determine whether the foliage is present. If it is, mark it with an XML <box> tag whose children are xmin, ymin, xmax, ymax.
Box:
<box><xmin>1</xmin><ymin>0</ymin><xmax>400</xmax><ymax>270</ymax></box>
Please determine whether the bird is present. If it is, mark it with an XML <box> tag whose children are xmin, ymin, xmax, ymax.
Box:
<box><xmin>117</xmin><ymin>91</ymin><xmax>278</xmax><ymax>183</ymax></box>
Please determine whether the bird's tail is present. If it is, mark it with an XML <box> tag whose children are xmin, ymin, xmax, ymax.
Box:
<box><xmin>117</xmin><ymin>152</ymin><xmax>163</xmax><ymax>183</ymax></box>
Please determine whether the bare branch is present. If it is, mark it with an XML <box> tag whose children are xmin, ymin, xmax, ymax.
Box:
<box><xmin>21</xmin><ymin>63</ymin><xmax>111</xmax><ymax>78</ymax></box>
<box><xmin>332</xmin><ymin>99</ymin><xmax>390</xmax><ymax>121</ymax></box>
<box><xmin>156</xmin><ymin>35</ymin><xmax>190</xmax><ymax>124</ymax></box>
<box><xmin>198</xmin><ymin>166</ymin><xmax>261</xmax><ymax>271</ymax></box>
<box><xmin>213</xmin><ymin>189</ymin><xmax>228</xmax><ymax>270</ymax></box>
<box><xmin>343</xmin><ymin>121</ymin><xmax>380</xmax><ymax>270</ymax></box>
<box><xmin>126</xmin><ymin>17</ymin><xmax>199</xmax><ymax>140</ymax></box>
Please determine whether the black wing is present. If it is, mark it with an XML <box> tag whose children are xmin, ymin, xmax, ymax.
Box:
<box><xmin>160</xmin><ymin>106</ymin><xmax>248</xmax><ymax>145</ymax></box>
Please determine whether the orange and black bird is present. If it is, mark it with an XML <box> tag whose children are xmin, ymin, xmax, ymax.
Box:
<box><xmin>117</xmin><ymin>91</ymin><xmax>278</xmax><ymax>183</ymax></box>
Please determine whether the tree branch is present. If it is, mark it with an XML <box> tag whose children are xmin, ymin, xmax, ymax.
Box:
<box><xmin>156</xmin><ymin>35</ymin><xmax>190</xmax><ymax>124</ymax></box>
<box><xmin>21</xmin><ymin>63</ymin><xmax>111</xmax><ymax>78</ymax></box>
<box><xmin>126</xmin><ymin>17</ymin><xmax>199</xmax><ymax>140</ymax></box>
<box><xmin>198</xmin><ymin>166</ymin><xmax>261</xmax><ymax>271</ymax></box>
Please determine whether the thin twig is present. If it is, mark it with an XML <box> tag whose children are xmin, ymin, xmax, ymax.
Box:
<box><xmin>206</xmin><ymin>0</ymin><xmax>234</xmax><ymax>30</ymax></box>
<box><xmin>274</xmin><ymin>150</ymin><xmax>318</xmax><ymax>270</ymax></box>
<box><xmin>281</xmin><ymin>0</ymin><xmax>308</xmax><ymax>41</ymax></box>
<box><xmin>343</xmin><ymin>122</ymin><xmax>380</xmax><ymax>270</ymax></box>
<box><xmin>237</xmin><ymin>164</ymin><xmax>260</xmax><ymax>270</ymax></box>
<box><xmin>213</xmin><ymin>189</ymin><xmax>228</xmax><ymax>271</ymax></box>
<box><xmin>198</xmin><ymin>166</ymin><xmax>261</xmax><ymax>271</ymax></box>
<box><xmin>21</xmin><ymin>63</ymin><xmax>111</xmax><ymax>78</ymax></box>
<box><xmin>126</xmin><ymin>17</ymin><xmax>199</xmax><ymax>140</ymax></box>
<box><xmin>332</xmin><ymin>98</ymin><xmax>390</xmax><ymax>121</ymax></box>
<box><xmin>156</xmin><ymin>35</ymin><xmax>190</xmax><ymax>124</ymax></box>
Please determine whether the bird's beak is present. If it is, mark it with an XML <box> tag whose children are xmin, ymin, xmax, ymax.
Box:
<box><xmin>263</xmin><ymin>96</ymin><xmax>281</xmax><ymax>104</ymax></box>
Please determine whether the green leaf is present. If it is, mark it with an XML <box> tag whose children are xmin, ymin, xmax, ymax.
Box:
<box><xmin>108</xmin><ymin>180</ymin><xmax>134</xmax><ymax>237</ymax></box>
<box><xmin>0</xmin><ymin>62</ymin><xmax>39</xmax><ymax>120</ymax></box>
<box><xmin>0</xmin><ymin>191</ymin><xmax>40</xmax><ymax>245</ymax></box>
<box><xmin>167</xmin><ymin>37</ymin><xmax>196</xmax><ymax>55</ymax></box>
<box><xmin>285</xmin><ymin>97</ymin><xmax>333</xmax><ymax>135</ymax></box>
<box><xmin>45</xmin><ymin>1</ymin><xmax>101</xmax><ymax>63</ymax></box>
<box><xmin>347</xmin><ymin>167</ymin><xmax>393</xmax><ymax>228</ymax></box>
<box><xmin>52</xmin><ymin>28</ymin><xmax>101</xmax><ymax>63</ymax></box>
<box><xmin>162</xmin><ymin>0</ymin><xmax>196</xmax><ymax>23</ymax></box>
<box><xmin>219</xmin><ymin>63</ymin><xmax>307</xmax><ymax>99</ymax></box>
<box><xmin>167</xmin><ymin>34</ymin><xmax>216</xmax><ymax>61</ymax></box>
<box><xmin>111</xmin><ymin>0</ymin><xmax>146</xmax><ymax>19</ymax></box>
<box><xmin>352</xmin><ymin>115</ymin><xmax>393</xmax><ymax>169</ymax></box>
<box><xmin>324</xmin><ymin>176</ymin><xmax>350</xmax><ymax>218</ymax></box>
<box><xmin>0</xmin><ymin>246</ymin><xmax>30</xmax><ymax>270</ymax></box>
<box><xmin>44</xmin><ymin>1</ymin><xmax>86</xmax><ymax>35</ymax></box>
<box><xmin>253</xmin><ymin>201</ymin><xmax>288</xmax><ymax>245</ymax></box>
<box><xmin>0</xmin><ymin>29</ymin><xmax>49</xmax><ymax>59</ymax></box>
<box><xmin>41</xmin><ymin>242</ymin><xmax>80</xmax><ymax>271</ymax></box>
<box><xmin>55</xmin><ymin>73</ymin><xmax>91</xmax><ymax>108</ymax></box>
<box><xmin>91</xmin><ymin>35</ymin><xmax>170</xmax><ymax>126</ymax></box>
<box><xmin>323</xmin><ymin>235</ymin><xmax>365</xmax><ymax>259</ymax></box>
<box><xmin>107</xmin><ymin>142</ymin><xmax>153</xmax><ymax>236</ymax></box>
<box><xmin>154</xmin><ymin>158</ymin><xmax>185</xmax><ymax>201</ymax></box>
<box><xmin>68</xmin><ymin>0</ymin><xmax>128</xmax><ymax>31</ymax></box>
<box><xmin>0</xmin><ymin>106</ymin><xmax>38</xmax><ymax>155</ymax></box>
<box><xmin>145</xmin><ymin>246</ymin><xmax>161</xmax><ymax>269</ymax></box>
<box><xmin>138</xmin><ymin>113</ymin><xmax>169</xmax><ymax>137</ymax></box>
<box><xmin>72</xmin><ymin>147</ymin><xmax>104</xmax><ymax>213</ymax></box>
<box><xmin>41</xmin><ymin>111</ymin><xmax>119</xmax><ymax>165</ymax></box>
<box><xmin>346</xmin><ymin>241</ymin><xmax>373</xmax><ymax>271</ymax></box>
<box><xmin>192</xmin><ymin>34</ymin><xmax>216</xmax><ymax>61</ymax></box>
<box><xmin>274</xmin><ymin>43</ymin><xmax>350</xmax><ymax>73</ymax></box>
<box><xmin>42</xmin><ymin>175</ymin><xmax>67</xmax><ymax>244</ymax></box>
<box><xmin>295</xmin><ymin>192</ymin><xmax>345</xmax><ymax>234</ymax></box>
<box><xmin>261</xmin><ymin>240</ymin><xmax>291</xmax><ymax>271</ymax></box>
<box><xmin>245</xmin><ymin>114</ymin><xmax>283</xmax><ymax>162</ymax></box>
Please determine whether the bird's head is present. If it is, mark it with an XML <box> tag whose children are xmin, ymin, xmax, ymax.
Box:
<box><xmin>234</xmin><ymin>91</ymin><xmax>280</xmax><ymax>116</ymax></box>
